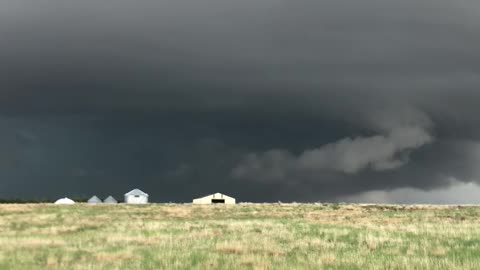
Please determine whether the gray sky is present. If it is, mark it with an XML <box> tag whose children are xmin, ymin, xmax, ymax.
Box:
<box><xmin>2</xmin><ymin>0</ymin><xmax>480</xmax><ymax>202</ymax></box>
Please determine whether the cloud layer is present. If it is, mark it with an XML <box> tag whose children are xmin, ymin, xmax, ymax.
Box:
<box><xmin>1</xmin><ymin>0</ymin><xmax>480</xmax><ymax>202</ymax></box>
<box><xmin>233</xmin><ymin>109</ymin><xmax>434</xmax><ymax>182</ymax></box>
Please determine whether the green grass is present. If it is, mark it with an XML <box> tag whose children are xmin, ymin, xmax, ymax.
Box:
<box><xmin>1</xmin><ymin>203</ymin><xmax>480</xmax><ymax>269</ymax></box>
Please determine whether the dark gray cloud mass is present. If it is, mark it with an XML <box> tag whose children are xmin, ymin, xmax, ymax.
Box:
<box><xmin>1</xmin><ymin>0</ymin><xmax>480</xmax><ymax>202</ymax></box>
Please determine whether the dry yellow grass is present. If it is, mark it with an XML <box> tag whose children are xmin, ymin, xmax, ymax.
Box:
<box><xmin>0</xmin><ymin>203</ymin><xmax>480</xmax><ymax>269</ymax></box>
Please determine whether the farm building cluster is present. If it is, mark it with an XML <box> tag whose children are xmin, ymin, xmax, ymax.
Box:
<box><xmin>54</xmin><ymin>189</ymin><xmax>236</xmax><ymax>205</ymax></box>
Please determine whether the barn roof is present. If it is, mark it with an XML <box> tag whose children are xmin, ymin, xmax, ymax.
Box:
<box><xmin>124</xmin><ymin>188</ymin><xmax>149</xmax><ymax>197</ymax></box>
<box><xmin>54</xmin><ymin>197</ymin><xmax>75</xmax><ymax>204</ymax></box>
<box><xmin>194</xmin><ymin>192</ymin><xmax>235</xmax><ymax>200</ymax></box>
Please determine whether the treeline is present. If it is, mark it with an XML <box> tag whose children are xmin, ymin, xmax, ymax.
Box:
<box><xmin>0</xmin><ymin>197</ymin><xmax>89</xmax><ymax>204</ymax></box>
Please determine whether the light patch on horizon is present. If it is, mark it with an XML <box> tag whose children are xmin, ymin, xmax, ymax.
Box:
<box><xmin>338</xmin><ymin>181</ymin><xmax>480</xmax><ymax>204</ymax></box>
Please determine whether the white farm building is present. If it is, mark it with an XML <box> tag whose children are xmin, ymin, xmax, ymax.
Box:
<box><xmin>193</xmin><ymin>193</ymin><xmax>236</xmax><ymax>204</ymax></box>
<box><xmin>54</xmin><ymin>197</ymin><xmax>75</xmax><ymax>205</ymax></box>
<box><xmin>103</xmin><ymin>196</ymin><xmax>118</xmax><ymax>204</ymax></box>
<box><xmin>124</xmin><ymin>189</ymin><xmax>148</xmax><ymax>204</ymax></box>
<box><xmin>87</xmin><ymin>196</ymin><xmax>102</xmax><ymax>204</ymax></box>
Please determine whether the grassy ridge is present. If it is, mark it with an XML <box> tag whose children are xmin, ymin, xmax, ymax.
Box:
<box><xmin>0</xmin><ymin>203</ymin><xmax>480</xmax><ymax>269</ymax></box>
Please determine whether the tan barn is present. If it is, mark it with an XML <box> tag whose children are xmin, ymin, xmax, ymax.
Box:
<box><xmin>192</xmin><ymin>193</ymin><xmax>236</xmax><ymax>204</ymax></box>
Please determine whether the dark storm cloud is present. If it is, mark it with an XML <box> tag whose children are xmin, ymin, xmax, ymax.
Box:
<box><xmin>1</xmin><ymin>0</ymin><xmax>480</xmax><ymax>201</ymax></box>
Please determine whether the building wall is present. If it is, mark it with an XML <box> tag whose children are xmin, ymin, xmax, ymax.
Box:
<box><xmin>192</xmin><ymin>197</ymin><xmax>211</xmax><ymax>204</ymax></box>
<box><xmin>103</xmin><ymin>200</ymin><xmax>117</xmax><ymax>204</ymax></box>
<box><xmin>88</xmin><ymin>200</ymin><xmax>102</xmax><ymax>204</ymax></box>
<box><xmin>124</xmin><ymin>195</ymin><xmax>148</xmax><ymax>204</ymax></box>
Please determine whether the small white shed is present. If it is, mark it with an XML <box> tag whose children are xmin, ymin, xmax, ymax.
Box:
<box><xmin>103</xmin><ymin>196</ymin><xmax>118</xmax><ymax>204</ymax></box>
<box><xmin>54</xmin><ymin>197</ymin><xmax>75</xmax><ymax>205</ymax></box>
<box><xmin>87</xmin><ymin>196</ymin><xmax>102</xmax><ymax>204</ymax></box>
<box><xmin>124</xmin><ymin>189</ymin><xmax>148</xmax><ymax>204</ymax></box>
<box><xmin>193</xmin><ymin>193</ymin><xmax>236</xmax><ymax>204</ymax></box>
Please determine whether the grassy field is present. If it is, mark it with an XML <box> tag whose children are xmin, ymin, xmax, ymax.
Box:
<box><xmin>1</xmin><ymin>203</ymin><xmax>480</xmax><ymax>270</ymax></box>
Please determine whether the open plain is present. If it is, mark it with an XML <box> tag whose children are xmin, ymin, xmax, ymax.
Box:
<box><xmin>1</xmin><ymin>203</ymin><xmax>480</xmax><ymax>269</ymax></box>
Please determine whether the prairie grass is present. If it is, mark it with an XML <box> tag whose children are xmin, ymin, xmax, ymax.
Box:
<box><xmin>0</xmin><ymin>203</ymin><xmax>480</xmax><ymax>269</ymax></box>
